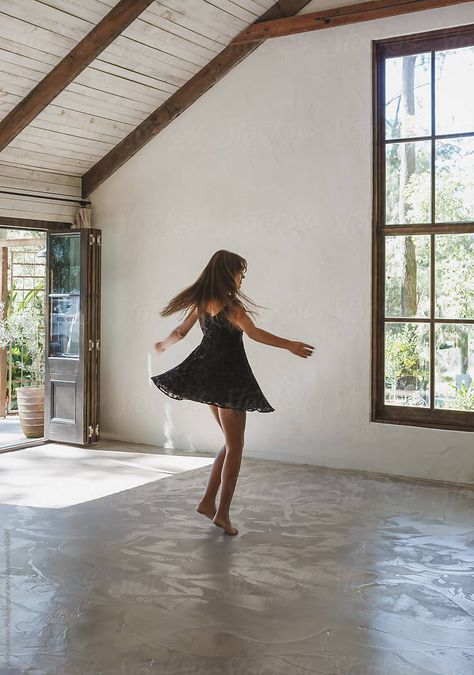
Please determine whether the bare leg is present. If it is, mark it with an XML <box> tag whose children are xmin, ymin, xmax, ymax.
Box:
<box><xmin>213</xmin><ymin>407</ymin><xmax>246</xmax><ymax>535</ymax></box>
<box><xmin>196</xmin><ymin>405</ymin><xmax>226</xmax><ymax>520</ymax></box>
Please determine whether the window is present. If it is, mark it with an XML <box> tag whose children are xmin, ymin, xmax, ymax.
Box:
<box><xmin>372</xmin><ymin>25</ymin><xmax>474</xmax><ymax>432</ymax></box>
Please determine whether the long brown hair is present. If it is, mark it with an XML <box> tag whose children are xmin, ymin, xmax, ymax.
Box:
<box><xmin>160</xmin><ymin>250</ymin><xmax>266</xmax><ymax>329</ymax></box>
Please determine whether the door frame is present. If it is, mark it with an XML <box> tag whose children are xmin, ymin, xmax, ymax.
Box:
<box><xmin>0</xmin><ymin>217</ymin><xmax>72</xmax><ymax>454</ymax></box>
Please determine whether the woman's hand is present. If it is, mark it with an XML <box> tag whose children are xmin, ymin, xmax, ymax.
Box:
<box><xmin>288</xmin><ymin>341</ymin><xmax>315</xmax><ymax>358</ymax></box>
<box><xmin>154</xmin><ymin>341</ymin><xmax>166</xmax><ymax>354</ymax></box>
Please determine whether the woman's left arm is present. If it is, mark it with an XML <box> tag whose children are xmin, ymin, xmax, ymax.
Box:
<box><xmin>154</xmin><ymin>307</ymin><xmax>198</xmax><ymax>353</ymax></box>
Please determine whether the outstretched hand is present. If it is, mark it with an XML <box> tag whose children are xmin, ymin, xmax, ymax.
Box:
<box><xmin>154</xmin><ymin>341</ymin><xmax>166</xmax><ymax>353</ymax></box>
<box><xmin>288</xmin><ymin>341</ymin><xmax>315</xmax><ymax>358</ymax></box>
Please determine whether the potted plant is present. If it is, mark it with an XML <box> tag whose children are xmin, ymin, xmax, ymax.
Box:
<box><xmin>0</xmin><ymin>291</ymin><xmax>45</xmax><ymax>438</ymax></box>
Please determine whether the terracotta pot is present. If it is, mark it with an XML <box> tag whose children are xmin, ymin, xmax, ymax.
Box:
<box><xmin>16</xmin><ymin>386</ymin><xmax>45</xmax><ymax>439</ymax></box>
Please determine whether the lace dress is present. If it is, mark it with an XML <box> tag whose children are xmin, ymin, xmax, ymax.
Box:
<box><xmin>151</xmin><ymin>308</ymin><xmax>275</xmax><ymax>413</ymax></box>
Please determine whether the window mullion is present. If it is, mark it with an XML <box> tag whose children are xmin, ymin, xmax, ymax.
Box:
<box><xmin>429</xmin><ymin>51</ymin><xmax>436</xmax><ymax>412</ymax></box>
<box><xmin>430</xmin><ymin>234</ymin><xmax>435</xmax><ymax>410</ymax></box>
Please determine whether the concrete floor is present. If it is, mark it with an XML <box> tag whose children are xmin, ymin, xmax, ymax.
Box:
<box><xmin>0</xmin><ymin>440</ymin><xmax>473</xmax><ymax>675</ymax></box>
<box><xmin>0</xmin><ymin>416</ymin><xmax>29</xmax><ymax>449</ymax></box>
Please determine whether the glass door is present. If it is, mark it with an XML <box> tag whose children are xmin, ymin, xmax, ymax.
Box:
<box><xmin>0</xmin><ymin>229</ymin><xmax>46</xmax><ymax>450</ymax></box>
<box><xmin>44</xmin><ymin>229</ymin><xmax>101</xmax><ymax>444</ymax></box>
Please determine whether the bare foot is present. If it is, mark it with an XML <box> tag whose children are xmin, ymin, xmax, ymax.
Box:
<box><xmin>196</xmin><ymin>500</ymin><xmax>216</xmax><ymax>521</ymax></box>
<box><xmin>213</xmin><ymin>514</ymin><xmax>238</xmax><ymax>535</ymax></box>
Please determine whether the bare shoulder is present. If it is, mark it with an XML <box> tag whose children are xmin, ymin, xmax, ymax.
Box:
<box><xmin>227</xmin><ymin>301</ymin><xmax>257</xmax><ymax>337</ymax></box>
<box><xmin>226</xmin><ymin>299</ymin><xmax>242</xmax><ymax>316</ymax></box>
<box><xmin>227</xmin><ymin>301</ymin><xmax>244</xmax><ymax>318</ymax></box>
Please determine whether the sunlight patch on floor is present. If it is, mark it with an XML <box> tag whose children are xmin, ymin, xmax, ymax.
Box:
<box><xmin>0</xmin><ymin>443</ymin><xmax>213</xmax><ymax>508</ymax></box>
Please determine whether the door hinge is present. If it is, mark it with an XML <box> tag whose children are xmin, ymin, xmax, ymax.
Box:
<box><xmin>96</xmin><ymin>338</ymin><xmax>100</xmax><ymax>351</ymax></box>
<box><xmin>89</xmin><ymin>339</ymin><xmax>100</xmax><ymax>351</ymax></box>
<box><xmin>89</xmin><ymin>233</ymin><xmax>95</xmax><ymax>245</ymax></box>
<box><xmin>88</xmin><ymin>424</ymin><xmax>99</xmax><ymax>439</ymax></box>
<box><xmin>95</xmin><ymin>424</ymin><xmax>99</xmax><ymax>435</ymax></box>
<box><xmin>88</xmin><ymin>425</ymin><xmax>94</xmax><ymax>439</ymax></box>
<box><xmin>97</xmin><ymin>234</ymin><xmax>101</xmax><ymax>246</ymax></box>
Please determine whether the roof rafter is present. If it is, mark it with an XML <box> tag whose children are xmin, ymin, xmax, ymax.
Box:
<box><xmin>231</xmin><ymin>0</ymin><xmax>474</xmax><ymax>44</ymax></box>
<box><xmin>82</xmin><ymin>0</ymin><xmax>314</xmax><ymax>197</ymax></box>
<box><xmin>0</xmin><ymin>0</ymin><xmax>156</xmax><ymax>152</ymax></box>
<box><xmin>0</xmin><ymin>216</ymin><xmax>71</xmax><ymax>230</ymax></box>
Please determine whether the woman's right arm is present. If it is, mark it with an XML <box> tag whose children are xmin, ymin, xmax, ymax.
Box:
<box><xmin>229</xmin><ymin>305</ymin><xmax>315</xmax><ymax>358</ymax></box>
<box><xmin>154</xmin><ymin>307</ymin><xmax>198</xmax><ymax>353</ymax></box>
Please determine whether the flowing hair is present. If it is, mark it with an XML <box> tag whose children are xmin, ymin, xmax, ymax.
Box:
<box><xmin>160</xmin><ymin>250</ymin><xmax>267</xmax><ymax>329</ymax></box>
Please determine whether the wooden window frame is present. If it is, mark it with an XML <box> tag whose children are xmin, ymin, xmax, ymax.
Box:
<box><xmin>371</xmin><ymin>23</ymin><xmax>474</xmax><ymax>433</ymax></box>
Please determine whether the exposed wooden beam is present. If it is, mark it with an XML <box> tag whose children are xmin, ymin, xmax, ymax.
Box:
<box><xmin>82</xmin><ymin>1</ymin><xmax>313</xmax><ymax>197</ymax></box>
<box><xmin>231</xmin><ymin>0</ymin><xmax>474</xmax><ymax>44</ymax></box>
<box><xmin>0</xmin><ymin>216</ymin><xmax>72</xmax><ymax>231</ymax></box>
<box><xmin>0</xmin><ymin>0</ymin><xmax>155</xmax><ymax>152</ymax></box>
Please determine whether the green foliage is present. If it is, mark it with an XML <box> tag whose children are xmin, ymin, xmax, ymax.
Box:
<box><xmin>385</xmin><ymin>235</ymin><xmax>430</xmax><ymax>318</ymax></box>
<box><xmin>435</xmin><ymin>235</ymin><xmax>474</xmax><ymax>321</ymax></box>
<box><xmin>444</xmin><ymin>381</ymin><xmax>474</xmax><ymax>411</ymax></box>
<box><xmin>386</xmin><ymin>149</ymin><xmax>470</xmax><ymax>224</ymax></box>
<box><xmin>384</xmin><ymin>53</ymin><xmax>473</xmax><ymax>412</ymax></box>
<box><xmin>385</xmin><ymin>324</ymin><xmax>427</xmax><ymax>392</ymax></box>
<box><xmin>0</xmin><ymin>282</ymin><xmax>45</xmax><ymax>408</ymax></box>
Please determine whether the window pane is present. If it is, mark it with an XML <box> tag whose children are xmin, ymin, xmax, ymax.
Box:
<box><xmin>435</xmin><ymin>234</ymin><xmax>474</xmax><ymax>319</ymax></box>
<box><xmin>385</xmin><ymin>322</ymin><xmax>430</xmax><ymax>406</ymax></box>
<box><xmin>435</xmin><ymin>46</ymin><xmax>474</xmax><ymax>135</ymax></box>
<box><xmin>435</xmin><ymin>137</ymin><xmax>474</xmax><ymax>223</ymax></box>
<box><xmin>48</xmin><ymin>234</ymin><xmax>81</xmax><ymax>358</ymax></box>
<box><xmin>385</xmin><ymin>53</ymin><xmax>431</xmax><ymax>140</ymax></box>
<box><xmin>435</xmin><ymin>324</ymin><xmax>474</xmax><ymax>411</ymax></box>
<box><xmin>386</xmin><ymin>141</ymin><xmax>431</xmax><ymax>224</ymax></box>
<box><xmin>385</xmin><ymin>235</ymin><xmax>430</xmax><ymax>317</ymax></box>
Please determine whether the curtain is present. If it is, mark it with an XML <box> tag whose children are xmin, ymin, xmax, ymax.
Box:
<box><xmin>73</xmin><ymin>206</ymin><xmax>92</xmax><ymax>229</ymax></box>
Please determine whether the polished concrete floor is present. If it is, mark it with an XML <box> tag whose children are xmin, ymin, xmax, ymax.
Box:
<box><xmin>0</xmin><ymin>416</ymin><xmax>27</xmax><ymax>449</ymax></box>
<box><xmin>0</xmin><ymin>441</ymin><xmax>473</xmax><ymax>675</ymax></box>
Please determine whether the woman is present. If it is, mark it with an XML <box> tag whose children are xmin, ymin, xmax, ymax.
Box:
<box><xmin>151</xmin><ymin>250</ymin><xmax>314</xmax><ymax>535</ymax></box>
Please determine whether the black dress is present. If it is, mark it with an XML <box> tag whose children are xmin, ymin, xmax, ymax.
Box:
<box><xmin>151</xmin><ymin>308</ymin><xmax>275</xmax><ymax>412</ymax></box>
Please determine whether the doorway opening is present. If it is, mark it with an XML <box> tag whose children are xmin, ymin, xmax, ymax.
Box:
<box><xmin>0</xmin><ymin>227</ymin><xmax>47</xmax><ymax>451</ymax></box>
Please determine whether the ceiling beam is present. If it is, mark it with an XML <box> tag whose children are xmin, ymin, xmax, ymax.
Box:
<box><xmin>81</xmin><ymin>1</ymin><xmax>313</xmax><ymax>197</ymax></box>
<box><xmin>0</xmin><ymin>0</ymin><xmax>155</xmax><ymax>152</ymax></box>
<box><xmin>231</xmin><ymin>0</ymin><xmax>474</xmax><ymax>44</ymax></box>
<box><xmin>0</xmin><ymin>216</ymin><xmax>72</xmax><ymax>231</ymax></box>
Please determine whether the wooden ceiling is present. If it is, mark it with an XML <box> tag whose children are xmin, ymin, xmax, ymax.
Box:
<box><xmin>0</xmin><ymin>0</ymin><xmax>471</xmax><ymax>224</ymax></box>
<box><xmin>0</xmin><ymin>0</ymin><xmax>315</xmax><ymax>223</ymax></box>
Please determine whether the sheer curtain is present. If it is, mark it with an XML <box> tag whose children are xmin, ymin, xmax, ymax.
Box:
<box><xmin>73</xmin><ymin>205</ymin><xmax>92</xmax><ymax>228</ymax></box>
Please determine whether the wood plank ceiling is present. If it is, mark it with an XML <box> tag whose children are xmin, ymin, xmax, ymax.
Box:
<box><xmin>1</xmin><ymin>0</ymin><xmax>464</xmax><ymax>223</ymax></box>
<box><xmin>1</xmin><ymin>0</ymin><xmax>306</xmax><ymax>222</ymax></box>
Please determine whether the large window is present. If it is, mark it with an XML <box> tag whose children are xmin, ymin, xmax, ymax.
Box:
<box><xmin>372</xmin><ymin>25</ymin><xmax>474</xmax><ymax>432</ymax></box>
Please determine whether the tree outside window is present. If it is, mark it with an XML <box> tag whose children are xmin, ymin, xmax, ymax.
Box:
<box><xmin>373</xmin><ymin>27</ymin><xmax>474</xmax><ymax>431</ymax></box>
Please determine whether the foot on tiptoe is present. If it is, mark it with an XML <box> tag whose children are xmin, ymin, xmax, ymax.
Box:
<box><xmin>213</xmin><ymin>512</ymin><xmax>238</xmax><ymax>535</ymax></box>
<box><xmin>196</xmin><ymin>499</ymin><xmax>217</xmax><ymax>521</ymax></box>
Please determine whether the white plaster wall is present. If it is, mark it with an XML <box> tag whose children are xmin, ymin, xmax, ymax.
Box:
<box><xmin>91</xmin><ymin>2</ymin><xmax>474</xmax><ymax>485</ymax></box>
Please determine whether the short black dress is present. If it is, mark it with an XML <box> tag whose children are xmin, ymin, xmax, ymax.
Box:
<box><xmin>151</xmin><ymin>308</ymin><xmax>275</xmax><ymax>412</ymax></box>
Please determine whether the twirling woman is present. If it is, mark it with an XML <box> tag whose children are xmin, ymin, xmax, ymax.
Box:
<box><xmin>151</xmin><ymin>250</ymin><xmax>314</xmax><ymax>535</ymax></box>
